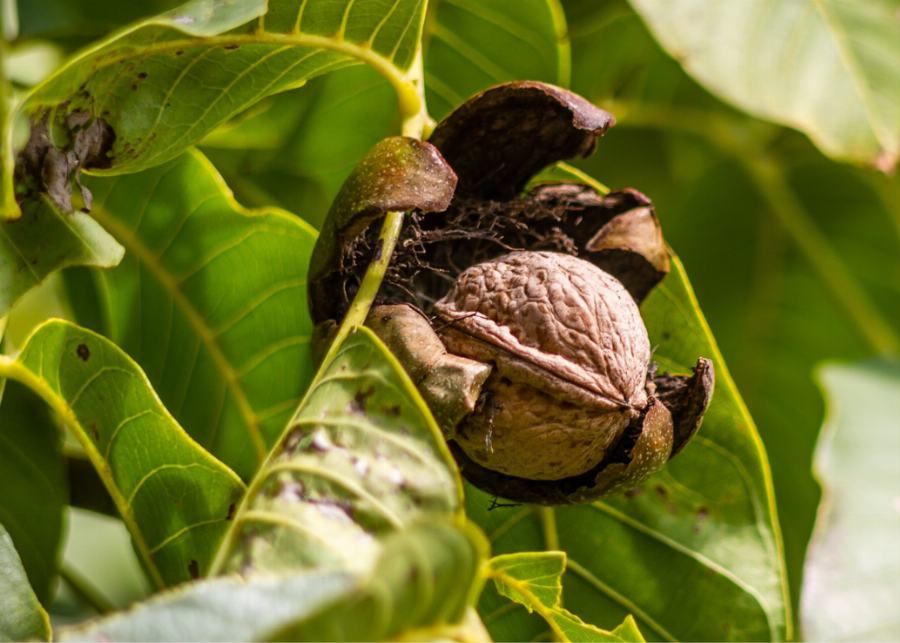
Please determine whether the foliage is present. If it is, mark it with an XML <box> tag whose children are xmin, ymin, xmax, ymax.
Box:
<box><xmin>1</xmin><ymin>0</ymin><xmax>896</xmax><ymax>641</ymax></box>
<box><xmin>800</xmin><ymin>359</ymin><xmax>900</xmax><ymax>641</ymax></box>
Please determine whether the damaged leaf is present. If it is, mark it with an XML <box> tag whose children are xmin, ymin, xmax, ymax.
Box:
<box><xmin>9</xmin><ymin>0</ymin><xmax>430</xmax><ymax>211</ymax></box>
<box><xmin>0</xmin><ymin>196</ymin><xmax>123</xmax><ymax>316</ymax></box>
<box><xmin>59</xmin><ymin>521</ymin><xmax>486</xmax><ymax>643</ymax></box>
<box><xmin>212</xmin><ymin>327</ymin><xmax>464</xmax><ymax>576</ymax></box>
<box><xmin>488</xmin><ymin>551</ymin><xmax>645</xmax><ymax>642</ymax></box>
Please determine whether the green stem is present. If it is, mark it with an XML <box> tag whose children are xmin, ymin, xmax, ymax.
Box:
<box><xmin>59</xmin><ymin>563</ymin><xmax>115</xmax><ymax>614</ymax></box>
<box><xmin>538</xmin><ymin>507</ymin><xmax>560</xmax><ymax>551</ymax></box>
<box><xmin>0</xmin><ymin>20</ymin><xmax>19</xmax><ymax>219</ymax></box>
<box><xmin>317</xmin><ymin>210</ymin><xmax>405</xmax><ymax>368</ymax></box>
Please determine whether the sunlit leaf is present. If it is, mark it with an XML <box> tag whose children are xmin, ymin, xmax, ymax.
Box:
<box><xmin>59</xmin><ymin>521</ymin><xmax>485</xmax><ymax>643</ymax></box>
<box><xmin>488</xmin><ymin>551</ymin><xmax>645</xmax><ymax>642</ymax></box>
<box><xmin>214</xmin><ymin>327</ymin><xmax>463</xmax><ymax>576</ymax></box>
<box><xmin>66</xmin><ymin>149</ymin><xmax>318</xmax><ymax>479</ymax></box>
<box><xmin>203</xmin><ymin>0</ymin><xmax>569</xmax><ymax>228</ymax></box>
<box><xmin>21</xmin><ymin>0</ymin><xmax>425</xmax><ymax>173</ymax></box>
<box><xmin>0</xmin><ymin>523</ymin><xmax>51</xmax><ymax>642</ymax></box>
<box><xmin>0</xmin><ymin>319</ymin><xmax>245</xmax><ymax>588</ymax></box>
<box><xmin>0</xmin><ymin>198</ymin><xmax>123</xmax><ymax>316</ymax></box>
<box><xmin>801</xmin><ymin>359</ymin><xmax>900</xmax><ymax>642</ymax></box>
<box><xmin>0</xmin><ymin>381</ymin><xmax>67</xmax><ymax>603</ymax></box>
<box><xmin>628</xmin><ymin>0</ymin><xmax>900</xmax><ymax>169</ymax></box>
<box><xmin>7</xmin><ymin>0</ymin><xmax>431</xmax><ymax>220</ymax></box>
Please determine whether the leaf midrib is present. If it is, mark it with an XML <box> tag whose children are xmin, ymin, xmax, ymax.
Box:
<box><xmin>24</xmin><ymin>31</ymin><xmax>420</xmax><ymax>133</ymax></box>
<box><xmin>0</xmin><ymin>353</ymin><xmax>165</xmax><ymax>589</ymax></box>
<box><xmin>89</xmin><ymin>203</ymin><xmax>268</xmax><ymax>462</ymax></box>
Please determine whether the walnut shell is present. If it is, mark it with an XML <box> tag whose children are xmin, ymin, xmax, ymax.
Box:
<box><xmin>434</xmin><ymin>251</ymin><xmax>651</xmax><ymax>480</ymax></box>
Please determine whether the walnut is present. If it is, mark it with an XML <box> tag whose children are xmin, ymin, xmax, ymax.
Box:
<box><xmin>310</xmin><ymin>81</ymin><xmax>714</xmax><ymax>503</ymax></box>
<box><xmin>434</xmin><ymin>251</ymin><xmax>650</xmax><ymax>480</ymax></box>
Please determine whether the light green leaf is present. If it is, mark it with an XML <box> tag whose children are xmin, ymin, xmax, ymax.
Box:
<box><xmin>801</xmin><ymin>359</ymin><xmax>900</xmax><ymax>642</ymax></box>
<box><xmin>628</xmin><ymin>0</ymin><xmax>900</xmax><ymax>169</ymax></box>
<box><xmin>60</xmin><ymin>521</ymin><xmax>485</xmax><ymax>643</ymax></box>
<box><xmin>471</xmin><ymin>260</ymin><xmax>790</xmax><ymax>642</ymax></box>
<box><xmin>488</xmin><ymin>551</ymin><xmax>644</xmax><ymax>642</ymax></box>
<box><xmin>424</xmin><ymin>0</ymin><xmax>569</xmax><ymax>119</ymax></box>
<box><xmin>68</xmin><ymin>148</ymin><xmax>318</xmax><ymax>479</ymax></box>
<box><xmin>213</xmin><ymin>327</ymin><xmax>464</xmax><ymax>576</ymax></box>
<box><xmin>0</xmin><ymin>319</ymin><xmax>245</xmax><ymax>588</ymax></box>
<box><xmin>59</xmin><ymin>569</ymin><xmax>355</xmax><ymax>642</ymax></box>
<box><xmin>0</xmin><ymin>198</ymin><xmax>124</xmax><ymax>316</ymax></box>
<box><xmin>0</xmin><ymin>380</ymin><xmax>67</xmax><ymax>603</ymax></box>
<box><xmin>13</xmin><ymin>0</ymin><xmax>428</xmax><ymax>187</ymax></box>
<box><xmin>0</xmin><ymin>523</ymin><xmax>50</xmax><ymax>642</ymax></box>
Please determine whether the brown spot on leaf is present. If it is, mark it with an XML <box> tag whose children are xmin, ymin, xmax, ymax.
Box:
<box><xmin>188</xmin><ymin>559</ymin><xmax>199</xmax><ymax>579</ymax></box>
<box><xmin>226</xmin><ymin>503</ymin><xmax>236</xmax><ymax>520</ymax></box>
<box><xmin>76</xmin><ymin>343</ymin><xmax>90</xmax><ymax>361</ymax></box>
<box><xmin>223</xmin><ymin>44</ymin><xmax>240</xmax><ymax>50</ymax></box>
<box><xmin>349</xmin><ymin>385</ymin><xmax>376</xmax><ymax>414</ymax></box>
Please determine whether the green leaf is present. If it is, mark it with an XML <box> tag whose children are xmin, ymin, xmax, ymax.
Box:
<box><xmin>67</xmin><ymin>148</ymin><xmax>318</xmax><ymax>479</ymax></box>
<box><xmin>627</xmin><ymin>0</ymin><xmax>900</xmax><ymax>169</ymax></box>
<box><xmin>424</xmin><ymin>0</ymin><xmax>569</xmax><ymax>119</ymax></box>
<box><xmin>470</xmin><ymin>260</ymin><xmax>790</xmax><ymax>642</ymax></box>
<box><xmin>213</xmin><ymin>327</ymin><xmax>464</xmax><ymax>576</ymax></box>
<box><xmin>14</xmin><ymin>0</ymin><xmax>428</xmax><ymax>184</ymax></box>
<box><xmin>562</xmin><ymin>0</ymin><xmax>900</xmax><ymax>625</ymax></box>
<box><xmin>203</xmin><ymin>0</ymin><xmax>570</xmax><ymax>228</ymax></box>
<box><xmin>801</xmin><ymin>359</ymin><xmax>900</xmax><ymax>641</ymax></box>
<box><xmin>0</xmin><ymin>523</ymin><xmax>51</xmax><ymax>642</ymax></box>
<box><xmin>0</xmin><ymin>380</ymin><xmax>67</xmax><ymax>603</ymax></box>
<box><xmin>488</xmin><ymin>551</ymin><xmax>645</xmax><ymax>642</ymax></box>
<box><xmin>0</xmin><ymin>319</ymin><xmax>245</xmax><ymax>588</ymax></box>
<box><xmin>59</xmin><ymin>521</ymin><xmax>486</xmax><ymax>642</ymax></box>
<box><xmin>0</xmin><ymin>198</ymin><xmax>124</xmax><ymax>316</ymax></box>
<box><xmin>203</xmin><ymin>64</ymin><xmax>401</xmax><ymax>229</ymax></box>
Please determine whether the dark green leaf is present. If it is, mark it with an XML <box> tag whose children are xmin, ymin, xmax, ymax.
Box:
<box><xmin>69</xmin><ymin>149</ymin><xmax>318</xmax><ymax>479</ymax></box>
<box><xmin>562</xmin><ymin>0</ymin><xmax>899</xmax><ymax>626</ymax></box>
<box><xmin>424</xmin><ymin>0</ymin><xmax>569</xmax><ymax>119</ymax></box>
<box><xmin>213</xmin><ymin>327</ymin><xmax>463</xmax><ymax>575</ymax></box>
<box><xmin>0</xmin><ymin>522</ymin><xmax>51</xmax><ymax>642</ymax></box>
<box><xmin>488</xmin><ymin>551</ymin><xmax>645</xmax><ymax>642</ymax></box>
<box><xmin>801</xmin><ymin>359</ymin><xmax>900</xmax><ymax>641</ymax></box>
<box><xmin>0</xmin><ymin>319</ymin><xmax>245</xmax><ymax>588</ymax></box>
<box><xmin>0</xmin><ymin>380</ymin><xmax>67</xmax><ymax>603</ymax></box>
<box><xmin>59</xmin><ymin>521</ymin><xmax>486</xmax><ymax>642</ymax></box>
<box><xmin>628</xmin><ymin>0</ymin><xmax>900</xmax><ymax>169</ymax></box>
<box><xmin>203</xmin><ymin>64</ymin><xmax>400</xmax><ymax>229</ymax></box>
<box><xmin>470</xmin><ymin>260</ymin><xmax>790</xmax><ymax>642</ymax></box>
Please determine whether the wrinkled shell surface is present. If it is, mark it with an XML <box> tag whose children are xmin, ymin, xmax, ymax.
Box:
<box><xmin>433</xmin><ymin>251</ymin><xmax>652</xmax><ymax>480</ymax></box>
<box><xmin>453</xmin><ymin>374</ymin><xmax>632</xmax><ymax>480</ymax></box>
<box><xmin>434</xmin><ymin>251</ymin><xmax>650</xmax><ymax>409</ymax></box>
